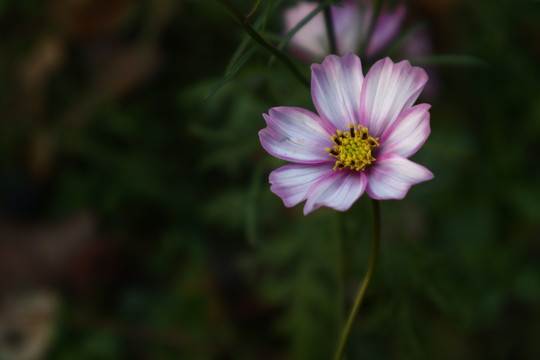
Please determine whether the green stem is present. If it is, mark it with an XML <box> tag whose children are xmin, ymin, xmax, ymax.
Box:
<box><xmin>217</xmin><ymin>0</ymin><xmax>310</xmax><ymax>88</ymax></box>
<box><xmin>323</xmin><ymin>4</ymin><xmax>337</xmax><ymax>54</ymax></box>
<box><xmin>335</xmin><ymin>213</ymin><xmax>345</xmax><ymax>332</ymax></box>
<box><xmin>333</xmin><ymin>199</ymin><xmax>381</xmax><ymax>360</ymax></box>
<box><xmin>244</xmin><ymin>0</ymin><xmax>264</xmax><ymax>22</ymax></box>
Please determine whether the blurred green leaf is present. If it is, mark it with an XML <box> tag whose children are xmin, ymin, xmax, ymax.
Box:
<box><xmin>205</xmin><ymin>46</ymin><xmax>257</xmax><ymax>100</ymax></box>
<box><xmin>410</xmin><ymin>54</ymin><xmax>489</xmax><ymax>67</ymax></box>
<box><xmin>224</xmin><ymin>0</ymin><xmax>281</xmax><ymax>74</ymax></box>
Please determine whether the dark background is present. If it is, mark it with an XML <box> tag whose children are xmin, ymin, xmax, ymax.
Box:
<box><xmin>0</xmin><ymin>0</ymin><xmax>539</xmax><ymax>359</ymax></box>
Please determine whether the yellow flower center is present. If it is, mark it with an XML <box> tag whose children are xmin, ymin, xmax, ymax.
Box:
<box><xmin>326</xmin><ymin>124</ymin><xmax>380</xmax><ymax>171</ymax></box>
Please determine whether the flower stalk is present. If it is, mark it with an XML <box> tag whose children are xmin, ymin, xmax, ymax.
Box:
<box><xmin>323</xmin><ymin>4</ymin><xmax>337</xmax><ymax>54</ymax></box>
<box><xmin>333</xmin><ymin>199</ymin><xmax>381</xmax><ymax>360</ymax></box>
<box><xmin>217</xmin><ymin>0</ymin><xmax>310</xmax><ymax>88</ymax></box>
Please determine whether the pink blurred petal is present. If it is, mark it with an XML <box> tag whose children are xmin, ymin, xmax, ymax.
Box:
<box><xmin>284</xmin><ymin>2</ymin><xmax>328</xmax><ymax>60</ymax></box>
<box><xmin>360</xmin><ymin>57</ymin><xmax>428</xmax><ymax>137</ymax></box>
<box><xmin>378</xmin><ymin>103</ymin><xmax>431</xmax><ymax>158</ymax></box>
<box><xmin>269</xmin><ymin>163</ymin><xmax>333</xmax><ymax>208</ymax></box>
<box><xmin>259</xmin><ymin>107</ymin><xmax>333</xmax><ymax>163</ymax></box>
<box><xmin>331</xmin><ymin>1</ymin><xmax>362</xmax><ymax>54</ymax></box>
<box><xmin>365</xmin><ymin>3</ymin><xmax>407</xmax><ymax>58</ymax></box>
<box><xmin>284</xmin><ymin>1</ymin><xmax>362</xmax><ymax>60</ymax></box>
<box><xmin>304</xmin><ymin>170</ymin><xmax>367</xmax><ymax>214</ymax></box>
<box><xmin>311</xmin><ymin>53</ymin><xmax>364</xmax><ymax>131</ymax></box>
<box><xmin>366</xmin><ymin>154</ymin><xmax>434</xmax><ymax>200</ymax></box>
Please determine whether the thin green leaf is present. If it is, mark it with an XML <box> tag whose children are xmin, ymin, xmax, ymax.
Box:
<box><xmin>245</xmin><ymin>0</ymin><xmax>264</xmax><ymax>22</ymax></box>
<box><xmin>225</xmin><ymin>0</ymin><xmax>280</xmax><ymax>73</ymax></box>
<box><xmin>226</xmin><ymin>36</ymin><xmax>255</xmax><ymax>75</ymax></box>
<box><xmin>204</xmin><ymin>46</ymin><xmax>257</xmax><ymax>100</ymax></box>
<box><xmin>218</xmin><ymin>0</ymin><xmax>309</xmax><ymax>87</ymax></box>
<box><xmin>260</xmin><ymin>0</ymin><xmax>276</xmax><ymax>34</ymax></box>
<box><xmin>278</xmin><ymin>0</ymin><xmax>332</xmax><ymax>50</ymax></box>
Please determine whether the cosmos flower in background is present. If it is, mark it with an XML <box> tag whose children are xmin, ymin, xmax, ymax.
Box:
<box><xmin>283</xmin><ymin>1</ymin><xmax>365</xmax><ymax>60</ymax></box>
<box><xmin>258</xmin><ymin>53</ymin><xmax>434</xmax><ymax>215</ymax></box>
<box><xmin>283</xmin><ymin>0</ymin><xmax>428</xmax><ymax>61</ymax></box>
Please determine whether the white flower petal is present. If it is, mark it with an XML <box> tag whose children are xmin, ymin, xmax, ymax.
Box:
<box><xmin>366</xmin><ymin>154</ymin><xmax>434</xmax><ymax>200</ymax></box>
<box><xmin>360</xmin><ymin>57</ymin><xmax>428</xmax><ymax>137</ymax></box>
<box><xmin>259</xmin><ymin>107</ymin><xmax>333</xmax><ymax>163</ymax></box>
<box><xmin>311</xmin><ymin>53</ymin><xmax>364</xmax><ymax>131</ymax></box>
<box><xmin>378</xmin><ymin>104</ymin><xmax>431</xmax><ymax>158</ymax></box>
<box><xmin>304</xmin><ymin>170</ymin><xmax>367</xmax><ymax>214</ymax></box>
<box><xmin>269</xmin><ymin>163</ymin><xmax>333</xmax><ymax>208</ymax></box>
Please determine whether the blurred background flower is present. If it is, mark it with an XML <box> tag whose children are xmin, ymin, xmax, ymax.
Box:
<box><xmin>284</xmin><ymin>0</ymin><xmax>427</xmax><ymax>61</ymax></box>
<box><xmin>0</xmin><ymin>0</ymin><xmax>539</xmax><ymax>359</ymax></box>
<box><xmin>283</xmin><ymin>0</ymin><xmax>440</xmax><ymax>97</ymax></box>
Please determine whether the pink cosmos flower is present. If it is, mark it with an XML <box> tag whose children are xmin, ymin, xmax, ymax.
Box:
<box><xmin>258</xmin><ymin>53</ymin><xmax>434</xmax><ymax>215</ymax></box>
<box><xmin>284</xmin><ymin>0</ymin><xmax>406</xmax><ymax>60</ymax></box>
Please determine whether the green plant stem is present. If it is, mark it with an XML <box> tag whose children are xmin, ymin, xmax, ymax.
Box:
<box><xmin>333</xmin><ymin>199</ymin><xmax>381</xmax><ymax>360</ymax></box>
<box><xmin>217</xmin><ymin>0</ymin><xmax>310</xmax><ymax>88</ymax></box>
<box><xmin>244</xmin><ymin>0</ymin><xmax>264</xmax><ymax>22</ymax></box>
<box><xmin>323</xmin><ymin>4</ymin><xmax>337</xmax><ymax>54</ymax></box>
<box><xmin>335</xmin><ymin>213</ymin><xmax>345</xmax><ymax>331</ymax></box>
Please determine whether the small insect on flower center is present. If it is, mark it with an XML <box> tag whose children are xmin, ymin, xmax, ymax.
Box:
<box><xmin>326</xmin><ymin>124</ymin><xmax>380</xmax><ymax>171</ymax></box>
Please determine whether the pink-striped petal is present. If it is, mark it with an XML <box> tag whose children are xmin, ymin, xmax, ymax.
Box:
<box><xmin>269</xmin><ymin>163</ymin><xmax>333</xmax><ymax>208</ymax></box>
<box><xmin>304</xmin><ymin>170</ymin><xmax>367</xmax><ymax>215</ymax></box>
<box><xmin>311</xmin><ymin>53</ymin><xmax>364</xmax><ymax>131</ymax></box>
<box><xmin>378</xmin><ymin>104</ymin><xmax>431</xmax><ymax>158</ymax></box>
<box><xmin>259</xmin><ymin>107</ymin><xmax>333</xmax><ymax>163</ymax></box>
<box><xmin>360</xmin><ymin>57</ymin><xmax>428</xmax><ymax>137</ymax></box>
<box><xmin>366</xmin><ymin>154</ymin><xmax>433</xmax><ymax>200</ymax></box>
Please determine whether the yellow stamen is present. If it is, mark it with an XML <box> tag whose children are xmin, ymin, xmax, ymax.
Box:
<box><xmin>325</xmin><ymin>124</ymin><xmax>380</xmax><ymax>171</ymax></box>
